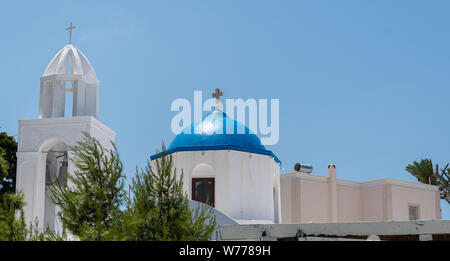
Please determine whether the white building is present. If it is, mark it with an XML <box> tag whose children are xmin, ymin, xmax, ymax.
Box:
<box><xmin>15</xmin><ymin>27</ymin><xmax>441</xmax><ymax>235</ymax></box>
<box><xmin>281</xmin><ymin>164</ymin><xmax>441</xmax><ymax>224</ymax></box>
<box><xmin>152</xmin><ymin>102</ymin><xmax>440</xmax><ymax>226</ymax></box>
<box><xmin>151</xmin><ymin>102</ymin><xmax>282</xmax><ymax>224</ymax></box>
<box><xmin>15</xmin><ymin>42</ymin><xmax>115</xmax><ymax>233</ymax></box>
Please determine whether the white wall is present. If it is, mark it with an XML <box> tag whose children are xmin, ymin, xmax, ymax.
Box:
<box><xmin>280</xmin><ymin>172</ymin><xmax>441</xmax><ymax>224</ymax></box>
<box><xmin>337</xmin><ymin>184</ymin><xmax>362</xmax><ymax>222</ymax></box>
<box><xmin>388</xmin><ymin>183</ymin><xmax>440</xmax><ymax>221</ymax></box>
<box><xmin>16</xmin><ymin>116</ymin><xmax>115</xmax><ymax>232</ymax></box>
<box><xmin>153</xmin><ymin>150</ymin><xmax>281</xmax><ymax>224</ymax></box>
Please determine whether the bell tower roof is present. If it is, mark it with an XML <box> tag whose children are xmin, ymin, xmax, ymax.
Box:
<box><xmin>39</xmin><ymin>42</ymin><xmax>100</xmax><ymax>119</ymax></box>
<box><xmin>42</xmin><ymin>44</ymin><xmax>98</xmax><ymax>84</ymax></box>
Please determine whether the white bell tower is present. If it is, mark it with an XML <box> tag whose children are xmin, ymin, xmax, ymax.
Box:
<box><xmin>16</xmin><ymin>23</ymin><xmax>115</xmax><ymax>233</ymax></box>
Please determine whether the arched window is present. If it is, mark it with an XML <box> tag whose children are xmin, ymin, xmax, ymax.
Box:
<box><xmin>192</xmin><ymin>178</ymin><xmax>215</xmax><ymax>207</ymax></box>
<box><xmin>43</xmin><ymin>142</ymin><xmax>68</xmax><ymax>231</ymax></box>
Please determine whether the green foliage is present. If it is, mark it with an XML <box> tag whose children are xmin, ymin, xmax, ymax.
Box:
<box><xmin>123</xmin><ymin>144</ymin><xmax>216</xmax><ymax>241</ymax></box>
<box><xmin>406</xmin><ymin>159</ymin><xmax>450</xmax><ymax>204</ymax></box>
<box><xmin>0</xmin><ymin>131</ymin><xmax>18</xmax><ymax>195</ymax></box>
<box><xmin>0</xmin><ymin>192</ymin><xmax>67</xmax><ymax>241</ymax></box>
<box><xmin>1</xmin><ymin>135</ymin><xmax>216</xmax><ymax>241</ymax></box>
<box><xmin>0</xmin><ymin>149</ymin><xmax>9</xmax><ymax>186</ymax></box>
<box><xmin>49</xmin><ymin>133</ymin><xmax>126</xmax><ymax>241</ymax></box>
<box><xmin>405</xmin><ymin>159</ymin><xmax>439</xmax><ymax>184</ymax></box>
<box><xmin>0</xmin><ymin>192</ymin><xmax>27</xmax><ymax>241</ymax></box>
<box><xmin>437</xmin><ymin>165</ymin><xmax>449</xmax><ymax>204</ymax></box>
<box><xmin>27</xmin><ymin>220</ymin><xmax>68</xmax><ymax>241</ymax></box>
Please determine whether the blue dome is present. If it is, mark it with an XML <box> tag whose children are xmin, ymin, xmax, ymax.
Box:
<box><xmin>151</xmin><ymin>110</ymin><xmax>280</xmax><ymax>164</ymax></box>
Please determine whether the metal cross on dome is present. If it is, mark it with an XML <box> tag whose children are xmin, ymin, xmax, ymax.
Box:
<box><xmin>66</xmin><ymin>22</ymin><xmax>76</xmax><ymax>45</ymax></box>
<box><xmin>212</xmin><ymin>88</ymin><xmax>223</xmax><ymax>101</ymax></box>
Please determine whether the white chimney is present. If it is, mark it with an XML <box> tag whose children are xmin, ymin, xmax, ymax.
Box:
<box><xmin>328</xmin><ymin>163</ymin><xmax>338</xmax><ymax>222</ymax></box>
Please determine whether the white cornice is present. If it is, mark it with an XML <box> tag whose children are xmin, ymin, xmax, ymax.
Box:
<box><xmin>281</xmin><ymin>172</ymin><xmax>439</xmax><ymax>191</ymax></box>
<box><xmin>40</xmin><ymin>73</ymin><xmax>83</xmax><ymax>81</ymax></box>
<box><xmin>90</xmin><ymin>117</ymin><xmax>116</xmax><ymax>138</ymax></box>
<box><xmin>19</xmin><ymin>116</ymin><xmax>115</xmax><ymax>137</ymax></box>
<box><xmin>20</xmin><ymin>116</ymin><xmax>93</xmax><ymax>125</ymax></box>
<box><xmin>361</xmin><ymin>178</ymin><xmax>439</xmax><ymax>191</ymax></box>
<box><xmin>281</xmin><ymin>172</ymin><xmax>328</xmax><ymax>183</ymax></box>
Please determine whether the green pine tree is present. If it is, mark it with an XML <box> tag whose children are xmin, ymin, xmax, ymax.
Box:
<box><xmin>0</xmin><ymin>131</ymin><xmax>18</xmax><ymax>195</ymax></box>
<box><xmin>123</xmin><ymin>144</ymin><xmax>216</xmax><ymax>241</ymax></box>
<box><xmin>0</xmin><ymin>191</ymin><xmax>68</xmax><ymax>241</ymax></box>
<box><xmin>49</xmin><ymin>133</ymin><xmax>126</xmax><ymax>241</ymax></box>
<box><xmin>0</xmin><ymin>192</ymin><xmax>27</xmax><ymax>241</ymax></box>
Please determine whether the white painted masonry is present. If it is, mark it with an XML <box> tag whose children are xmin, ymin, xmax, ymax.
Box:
<box><xmin>39</xmin><ymin>44</ymin><xmax>99</xmax><ymax>119</ymax></box>
<box><xmin>280</xmin><ymin>165</ymin><xmax>441</xmax><ymax>224</ymax></box>
<box><xmin>16</xmin><ymin>43</ymin><xmax>115</xmax><ymax>233</ymax></box>
<box><xmin>155</xmin><ymin>149</ymin><xmax>282</xmax><ymax>224</ymax></box>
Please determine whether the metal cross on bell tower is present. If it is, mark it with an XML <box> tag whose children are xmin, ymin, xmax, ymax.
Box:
<box><xmin>66</xmin><ymin>22</ymin><xmax>76</xmax><ymax>45</ymax></box>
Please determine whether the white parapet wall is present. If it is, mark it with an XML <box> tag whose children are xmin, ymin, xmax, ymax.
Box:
<box><xmin>216</xmin><ymin>220</ymin><xmax>450</xmax><ymax>241</ymax></box>
<box><xmin>281</xmin><ymin>170</ymin><xmax>441</xmax><ymax>224</ymax></box>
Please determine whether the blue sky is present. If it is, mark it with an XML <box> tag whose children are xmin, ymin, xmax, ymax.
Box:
<box><xmin>0</xmin><ymin>0</ymin><xmax>449</xmax><ymax>219</ymax></box>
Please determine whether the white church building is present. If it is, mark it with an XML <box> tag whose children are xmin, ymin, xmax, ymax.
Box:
<box><xmin>150</xmin><ymin>107</ymin><xmax>283</xmax><ymax>224</ymax></box>
<box><xmin>15</xmin><ymin>26</ymin><xmax>441</xmax><ymax>235</ymax></box>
